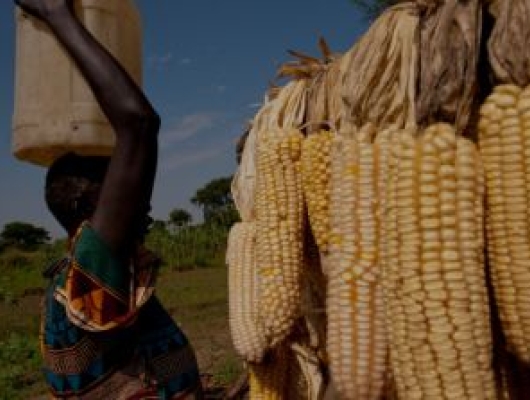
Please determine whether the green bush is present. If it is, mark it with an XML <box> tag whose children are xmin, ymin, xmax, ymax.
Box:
<box><xmin>0</xmin><ymin>248</ymin><xmax>36</xmax><ymax>270</ymax></box>
<box><xmin>0</xmin><ymin>333</ymin><xmax>42</xmax><ymax>400</ymax></box>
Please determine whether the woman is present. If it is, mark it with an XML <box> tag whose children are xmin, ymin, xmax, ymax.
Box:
<box><xmin>14</xmin><ymin>0</ymin><xmax>203</xmax><ymax>398</ymax></box>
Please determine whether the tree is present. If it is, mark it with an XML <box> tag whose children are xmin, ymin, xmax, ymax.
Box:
<box><xmin>150</xmin><ymin>219</ymin><xmax>167</xmax><ymax>232</ymax></box>
<box><xmin>0</xmin><ymin>221</ymin><xmax>51</xmax><ymax>250</ymax></box>
<box><xmin>191</xmin><ymin>176</ymin><xmax>239</xmax><ymax>227</ymax></box>
<box><xmin>169</xmin><ymin>208</ymin><xmax>192</xmax><ymax>229</ymax></box>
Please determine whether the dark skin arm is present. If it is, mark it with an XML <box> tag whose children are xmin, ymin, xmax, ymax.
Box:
<box><xmin>15</xmin><ymin>0</ymin><xmax>160</xmax><ymax>260</ymax></box>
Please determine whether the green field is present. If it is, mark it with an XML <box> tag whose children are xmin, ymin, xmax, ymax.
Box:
<box><xmin>0</xmin><ymin>227</ymin><xmax>242</xmax><ymax>399</ymax></box>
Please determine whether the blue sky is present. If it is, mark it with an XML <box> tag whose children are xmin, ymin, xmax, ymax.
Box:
<box><xmin>0</xmin><ymin>1</ymin><xmax>368</xmax><ymax>237</ymax></box>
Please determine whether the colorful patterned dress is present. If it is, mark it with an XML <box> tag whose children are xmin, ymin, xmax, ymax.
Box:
<box><xmin>41</xmin><ymin>222</ymin><xmax>201</xmax><ymax>399</ymax></box>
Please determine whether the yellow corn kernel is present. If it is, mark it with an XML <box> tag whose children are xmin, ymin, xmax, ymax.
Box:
<box><xmin>326</xmin><ymin>128</ymin><xmax>389</xmax><ymax>400</ymax></box>
<box><xmin>301</xmin><ymin>130</ymin><xmax>334</xmax><ymax>253</ymax></box>
<box><xmin>383</xmin><ymin>124</ymin><xmax>495</xmax><ymax>399</ymax></box>
<box><xmin>226</xmin><ymin>222</ymin><xmax>268</xmax><ymax>363</ymax></box>
<box><xmin>478</xmin><ymin>83</ymin><xmax>530</xmax><ymax>363</ymax></box>
<box><xmin>255</xmin><ymin>129</ymin><xmax>306</xmax><ymax>346</ymax></box>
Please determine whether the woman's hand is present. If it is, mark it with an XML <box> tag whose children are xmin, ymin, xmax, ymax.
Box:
<box><xmin>15</xmin><ymin>0</ymin><xmax>72</xmax><ymax>21</ymax></box>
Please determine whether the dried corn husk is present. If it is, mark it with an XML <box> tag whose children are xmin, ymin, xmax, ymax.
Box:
<box><xmin>264</xmin><ymin>79</ymin><xmax>308</xmax><ymax>137</ymax></box>
<box><xmin>305</xmin><ymin>51</ymin><xmax>343</xmax><ymax>133</ymax></box>
<box><xmin>488</xmin><ymin>0</ymin><xmax>530</xmax><ymax>87</ymax></box>
<box><xmin>289</xmin><ymin>342</ymin><xmax>325</xmax><ymax>400</ymax></box>
<box><xmin>340</xmin><ymin>2</ymin><xmax>419</xmax><ymax>130</ymax></box>
<box><xmin>306</xmin><ymin>70</ymin><xmax>329</xmax><ymax>134</ymax></box>
<box><xmin>416</xmin><ymin>0</ymin><xmax>482</xmax><ymax>134</ymax></box>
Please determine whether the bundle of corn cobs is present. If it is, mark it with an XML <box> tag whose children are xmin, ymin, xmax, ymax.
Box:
<box><xmin>227</xmin><ymin>0</ymin><xmax>530</xmax><ymax>398</ymax></box>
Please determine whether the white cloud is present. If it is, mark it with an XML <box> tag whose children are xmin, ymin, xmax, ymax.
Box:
<box><xmin>161</xmin><ymin>145</ymin><xmax>226</xmax><ymax>171</ymax></box>
<box><xmin>147</xmin><ymin>52</ymin><xmax>174</xmax><ymax>69</ymax></box>
<box><xmin>180</xmin><ymin>58</ymin><xmax>192</xmax><ymax>65</ymax></box>
<box><xmin>216</xmin><ymin>85</ymin><xmax>227</xmax><ymax>93</ymax></box>
<box><xmin>160</xmin><ymin>113</ymin><xmax>217</xmax><ymax>146</ymax></box>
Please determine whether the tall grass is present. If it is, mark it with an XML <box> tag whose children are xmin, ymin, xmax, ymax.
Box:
<box><xmin>146</xmin><ymin>223</ymin><xmax>229</xmax><ymax>270</ymax></box>
<box><xmin>0</xmin><ymin>239</ymin><xmax>65</xmax><ymax>302</ymax></box>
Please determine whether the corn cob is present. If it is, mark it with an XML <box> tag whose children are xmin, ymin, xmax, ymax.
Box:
<box><xmin>226</xmin><ymin>222</ymin><xmax>268</xmax><ymax>363</ymax></box>
<box><xmin>382</xmin><ymin>124</ymin><xmax>495</xmax><ymax>399</ymax></box>
<box><xmin>232</xmin><ymin>98</ymin><xmax>275</xmax><ymax>223</ymax></box>
<box><xmin>301</xmin><ymin>130</ymin><xmax>333</xmax><ymax>253</ymax></box>
<box><xmin>326</xmin><ymin>132</ymin><xmax>388</xmax><ymax>399</ymax></box>
<box><xmin>248</xmin><ymin>345</ymin><xmax>289</xmax><ymax>400</ymax></box>
<box><xmin>255</xmin><ymin>128</ymin><xmax>306</xmax><ymax>346</ymax></box>
<box><xmin>478</xmin><ymin>83</ymin><xmax>530</xmax><ymax>363</ymax></box>
<box><xmin>380</xmin><ymin>128</ymin><xmax>411</xmax><ymax>398</ymax></box>
<box><xmin>374</xmin><ymin>125</ymin><xmax>399</xmax><ymax>399</ymax></box>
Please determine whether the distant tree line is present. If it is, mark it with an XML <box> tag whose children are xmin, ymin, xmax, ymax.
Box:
<box><xmin>0</xmin><ymin>222</ymin><xmax>50</xmax><ymax>251</ymax></box>
<box><xmin>0</xmin><ymin>175</ymin><xmax>238</xmax><ymax>253</ymax></box>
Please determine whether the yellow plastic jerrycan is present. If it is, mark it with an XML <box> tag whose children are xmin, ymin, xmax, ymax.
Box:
<box><xmin>12</xmin><ymin>0</ymin><xmax>142</xmax><ymax>167</ymax></box>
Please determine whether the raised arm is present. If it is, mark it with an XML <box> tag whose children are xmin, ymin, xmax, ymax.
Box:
<box><xmin>16</xmin><ymin>0</ymin><xmax>159</xmax><ymax>259</ymax></box>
